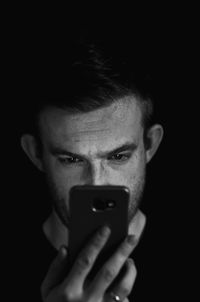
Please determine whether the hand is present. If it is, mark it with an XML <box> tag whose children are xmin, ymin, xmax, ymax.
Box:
<box><xmin>41</xmin><ymin>226</ymin><xmax>137</xmax><ymax>302</ymax></box>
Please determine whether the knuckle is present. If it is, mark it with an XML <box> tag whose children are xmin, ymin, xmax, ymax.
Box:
<box><xmin>119</xmin><ymin>237</ymin><xmax>136</xmax><ymax>257</ymax></box>
<box><xmin>102</xmin><ymin>267</ymin><xmax>116</xmax><ymax>283</ymax></box>
<box><xmin>77</xmin><ymin>253</ymin><xmax>93</xmax><ymax>269</ymax></box>
<box><xmin>91</xmin><ymin>236</ymin><xmax>103</xmax><ymax>250</ymax></box>
<box><xmin>119</xmin><ymin>242</ymin><xmax>131</xmax><ymax>257</ymax></box>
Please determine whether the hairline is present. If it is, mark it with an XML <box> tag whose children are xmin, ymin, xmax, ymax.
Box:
<box><xmin>37</xmin><ymin>93</ymin><xmax>152</xmax><ymax>130</ymax></box>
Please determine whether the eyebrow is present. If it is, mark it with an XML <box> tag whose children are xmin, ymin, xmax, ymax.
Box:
<box><xmin>49</xmin><ymin>142</ymin><xmax>137</xmax><ymax>160</ymax></box>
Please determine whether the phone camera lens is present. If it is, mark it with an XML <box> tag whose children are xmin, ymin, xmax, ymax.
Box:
<box><xmin>93</xmin><ymin>198</ymin><xmax>106</xmax><ymax>211</ymax></box>
<box><xmin>106</xmin><ymin>200</ymin><xmax>116</xmax><ymax>209</ymax></box>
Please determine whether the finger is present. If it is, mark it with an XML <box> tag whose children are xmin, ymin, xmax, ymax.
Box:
<box><xmin>88</xmin><ymin>235</ymin><xmax>137</xmax><ymax>299</ymax></box>
<box><xmin>41</xmin><ymin>245</ymin><xmax>68</xmax><ymax>299</ymax></box>
<box><xmin>108</xmin><ymin>258</ymin><xmax>137</xmax><ymax>301</ymax></box>
<box><xmin>63</xmin><ymin>226</ymin><xmax>111</xmax><ymax>293</ymax></box>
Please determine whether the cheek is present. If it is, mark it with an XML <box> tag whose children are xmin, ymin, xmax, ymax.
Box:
<box><xmin>50</xmin><ymin>169</ymin><xmax>78</xmax><ymax>194</ymax></box>
<box><xmin>42</xmin><ymin>156</ymin><xmax>71</xmax><ymax>195</ymax></box>
<box><xmin>44</xmin><ymin>159</ymin><xmax>85</xmax><ymax>199</ymax></box>
<box><xmin>121</xmin><ymin>153</ymin><xmax>146</xmax><ymax>185</ymax></box>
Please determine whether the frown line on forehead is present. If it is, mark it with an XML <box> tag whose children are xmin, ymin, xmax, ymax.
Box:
<box><xmin>49</xmin><ymin>141</ymin><xmax>138</xmax><ymax>160</ymax></box>
<box><xmin>65</xmin><ymin>127</ymin><xmax>112</xmax><ymax>136</ymax></box>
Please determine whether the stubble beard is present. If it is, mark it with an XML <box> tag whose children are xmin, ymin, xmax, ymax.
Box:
<box><xmin>128</xmin><ymin>172</ymin><xmax>146</xmax><ymax>224</ymax></box>
<box><xmin>44</xmin><ymin>174</ymin><xmax>70</xmax><ymax>228</ymax></box>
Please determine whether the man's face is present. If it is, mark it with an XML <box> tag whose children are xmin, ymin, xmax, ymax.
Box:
<box><xmin>39</xmin><ymin>98</ymin><xmax>147</xmax><ymax>226</ymax></box>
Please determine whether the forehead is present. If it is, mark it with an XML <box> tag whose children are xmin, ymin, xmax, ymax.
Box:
<box><xmin>39</xmin><ymin>97</ymin><xmax>143</xmax><ymax>150</ymax></box>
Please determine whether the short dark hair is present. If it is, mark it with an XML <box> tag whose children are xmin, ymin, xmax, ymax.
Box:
<box><xmin>21</xmin><ymin>38</ymin><xmax>155</xmax><ymax>144</ymax></box>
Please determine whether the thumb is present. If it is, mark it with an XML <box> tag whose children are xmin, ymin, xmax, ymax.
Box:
<box><xmin>41</xmin><ymin>245</ymin><xmax>68</xmax><ymax>299</ymax></box>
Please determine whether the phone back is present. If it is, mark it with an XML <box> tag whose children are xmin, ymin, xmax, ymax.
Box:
<box><xmin>68</xmin><ymin>185</ymin><xmax>129</xmax><ymax>274</ymax></box>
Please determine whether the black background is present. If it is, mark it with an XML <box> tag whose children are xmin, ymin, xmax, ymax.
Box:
<box><xmin>3</xmin><ymin>9</ymin><xmax>197</xmax><ymax>300</ymax></box>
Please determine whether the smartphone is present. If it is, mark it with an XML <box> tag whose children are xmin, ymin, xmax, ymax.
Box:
<box><xmin>68</xmin><ymin>185</ymin><xmax>129</xmax><ymax>276</ymax></box>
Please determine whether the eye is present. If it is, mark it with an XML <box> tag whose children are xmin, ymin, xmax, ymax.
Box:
<box><xmin>58</xmin><ymin>156</ymin><xmax>84</xmax><ymax>165</ymax></box>
<box><xmin>109</xmin><ymin>153</ymin><xmax>131</xmax><ymax>162</ymax></box>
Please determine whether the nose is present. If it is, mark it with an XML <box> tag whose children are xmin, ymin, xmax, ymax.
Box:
<box><xmin>84</xmin><ymin>161</ymin><xmax>109</xmax><ymax>186</ymax></box>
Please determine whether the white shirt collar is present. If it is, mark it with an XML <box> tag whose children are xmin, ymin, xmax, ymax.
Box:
<box><xmin>43</xmin><ymin>209</ymin><xmax>146</xmax><ymax>251</ymax></box>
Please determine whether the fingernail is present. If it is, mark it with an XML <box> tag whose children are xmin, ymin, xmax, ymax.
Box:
<box><xmin>99</xmin><ymin>226</ymin><xmax>111</xmax><ymax>237</ymax></box>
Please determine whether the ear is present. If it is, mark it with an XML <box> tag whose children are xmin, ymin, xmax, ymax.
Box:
<box><xmin>145</xmin><ymin>124</ymin><xmax>164</xmax><ymax>163</ymax></box>
<box><xmin>20</xmin><ymin>134</ymin><xmax>44</xmax><ymax>172</ymax></box>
